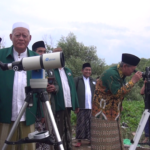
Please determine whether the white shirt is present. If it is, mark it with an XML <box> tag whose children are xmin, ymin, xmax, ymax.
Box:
<box><xmin>59</xmin><ymin>68</ymin><xmax>72</xmax><ymax>108</ymax></box>
<box><xmin>11</xmin><ymin>49</ymin><xmax>27</xmax><ymax>121</ymax></box>
<box><xmin>83</xmin><ymin>76</ymin><xmax>92</xmax><ymax>109</ymax></box>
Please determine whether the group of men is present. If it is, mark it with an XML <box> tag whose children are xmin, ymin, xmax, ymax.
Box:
<box><xmin>0</xmin><ymin>22</ymin><xmax>94</xmax><ymax>150</ymax></box>
<box><xmin>0</xmin><ymin>21</ymin><xmax>143</xmax><ymax>150</ymax></box>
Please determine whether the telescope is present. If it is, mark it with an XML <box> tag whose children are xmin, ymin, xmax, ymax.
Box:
<box><xmin>134</xmin><ymin>67</ymin><xmax>150</xmax><ymax>81</ymax></box>
<box><xmin>130</xmin><ymin>67</ymin><xmax>150</xmax><ymax>150</ymax></box>
<box><xmin>0</xmin><ymin>52</ymin><xmax>65</xmax><ymax>71</ymax></box>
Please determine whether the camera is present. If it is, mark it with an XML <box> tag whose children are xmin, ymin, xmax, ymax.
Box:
<box><xmin>142</xmin><ymin>67</ymin><xmax>150</xmax><ymax>80</ymax></box>
<box><xmin>134</xmin><ymin>67</ymin><xmax>150</xmax><ymax>81</ymax></box>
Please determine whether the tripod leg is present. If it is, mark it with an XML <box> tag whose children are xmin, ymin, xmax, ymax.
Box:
<box><xmin>44</xmin><ymin>101</ymin><xmax>64</xmax><ymax>150</ymax></box>
<box><xmin>129</xmin><ymin>109</ymin><xmax>150</xmax><ymax>150</ymax></box>
<box><xmin>42</xmin><ymin>94</ymin><xmax>53</xmax><ymax>133</ymax></box>
<box><xmin>2</xmin><ymin>102</ymin><xmax>28</xmax><ymax>150</ymax></box>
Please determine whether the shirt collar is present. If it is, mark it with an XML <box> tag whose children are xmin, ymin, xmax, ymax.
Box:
<box><xmin>83</xmin><ymin>75</ymin><xmax>89</xmax><ymax>81</ymax></box>
<box><xmin>13</xmin><ymin>48</ymin><xmax>27</xmax><ymax>57</ymax></box>
<box><xmin>6</xmin><ymin>45</ymin><xmax>29</xmax><ymax>58</ymax></box>
<box><xmin>59</xmin><ymin>67</ymin><xmax>64</xmax><ymax>71</ymax></box>
<box><xmin>117</xmin><ymin>64</ymin><xmax>124</xmax><ymax>78</ymax></box>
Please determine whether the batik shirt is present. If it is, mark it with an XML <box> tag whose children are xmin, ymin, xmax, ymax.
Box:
<box><xmin>92</xmin><ymin>64</ymin><xmax>134</xmax><ymax>120</ymax></box>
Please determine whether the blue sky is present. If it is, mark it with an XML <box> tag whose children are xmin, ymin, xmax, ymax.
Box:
<box><xmin>0</xmin><ymin>0</ymin><xmax>150</xmax><ymax>65</ymax></box>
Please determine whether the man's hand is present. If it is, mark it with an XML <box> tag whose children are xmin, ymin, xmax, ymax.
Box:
<box><xmin>47</xmin><ymin>84</ymin><xmax>56</xmax><ymax>93</ymax></box>
<box><xmin>131</xmin><ymin>71</ymin><xmax>142</xmax><ymax>84</ymax></box>
<box><xmin>74</xmin><ymin>108</ymin><xmax>79</xmax><ymax>114</ymax></box>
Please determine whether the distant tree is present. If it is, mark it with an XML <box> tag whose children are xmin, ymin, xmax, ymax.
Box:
<box><xmin>43</xmin><ymin>35</ymin><xmax>54</xmax><ymax>53</ymax></box>
<box><xmin>57</xmin><ymin>32</ymin><xmax>105</xmax><ymax>78</ymax></box>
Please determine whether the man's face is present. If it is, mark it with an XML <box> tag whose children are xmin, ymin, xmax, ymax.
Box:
<box><xmin>123</xmin><ymin>65</ymin><xmax>136</xmax><ymax>76</ymax></box>
<box><xmin>10</xmin><ymin>27</ymin><xmax>31</xmax><ymax>52</ymax></box>
<box><xmin>82</xmin><ymin>67</ymin><xmax>92</xmax><ymax>78</ymax></box>
<box><xmin>36</xmin><ymin>47</ymin><xmax>46</xmax><ymax>55</ymax></box>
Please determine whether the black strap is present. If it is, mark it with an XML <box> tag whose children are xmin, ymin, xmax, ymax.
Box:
<box><xmin>36</xmin><ymin>97</ymin><xmax>43</xmax><ymax>121</ymax></box>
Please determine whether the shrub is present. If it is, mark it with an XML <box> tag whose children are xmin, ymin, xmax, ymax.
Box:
<box><xmin>71</xmin><ymin>111</ymin><xmax>77</xmax><ymax>126</ymax></box>
<box><xmin>121</xmin><ymin>99</ymin><xmax>145</xmax><ymax>131</ymax></box>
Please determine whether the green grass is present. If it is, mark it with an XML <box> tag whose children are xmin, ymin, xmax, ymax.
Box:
<box><xmin>121</xmin><ymin>99</ymin><xmax>145</xmax><ymax>132</ymax></box>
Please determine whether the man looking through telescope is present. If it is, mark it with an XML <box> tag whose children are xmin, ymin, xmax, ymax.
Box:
<box><xmin>0</xmin><ymin>22</ymin><xmax>39</xmax><ymax>150</ymax></box>
<box><xmin>91</xmin><ymin>53</ymin><xmax>142</xmax><ymax>150</ymax></box>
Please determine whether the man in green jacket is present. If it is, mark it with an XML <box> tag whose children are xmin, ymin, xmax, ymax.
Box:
<box><xmin>32</xmin><ymin>40</ymin><xmax>58</xmax><ymax>150</ymax></box>
<box><xmin>0</xmin><ymin>22</ymin><xmax>39</xmax><ymax>150</ymax></box>
<box><xmin>32</xmin><ymin>41</ymin><xmax>58</xmax><ymax>114</ymax></box>
<box><xmin>52</xmin><ymin>47</ymin><xmax>79</xmax><ymax>150</ymax></box>
<box><xmin>91</xmin><ymin>53</ymin><xmax>142</xmax><ymax>150</ymax></box>
<box><xmin>74</xmin><ymin>63</ymin><xmax>96</xmax><ymax>147</ymax></box>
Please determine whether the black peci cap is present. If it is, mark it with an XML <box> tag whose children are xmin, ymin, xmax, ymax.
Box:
<box><xmin>82</xmin><ymin>63</ymin><xmax>91</xmax><ymax>69</ymax></box>
<box><xmin>122</xmin><ymin>53</ymin><xmax>140</xmax><ymax>66</ymax></box>
<box><xmin>32</xmin><ymin>41</ymin><xmax>45</xmax><ymax>51</ymax></box>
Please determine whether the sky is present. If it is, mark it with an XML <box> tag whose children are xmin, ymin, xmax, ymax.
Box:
<box><xmin>0</xmin><ymin>0</ymin><xmax>150</xmax><ymax>65</ymax></box>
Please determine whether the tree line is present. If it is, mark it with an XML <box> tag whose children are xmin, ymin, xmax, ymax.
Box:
<box><xmin>1</xmin><ymin>32</ymin><xmax>148</xmax><ymax>101</ymax></box>
<box><xmin>49</xmin><ymin>32</ymin><xmax>147</xmax><ymax>102</ymax></box>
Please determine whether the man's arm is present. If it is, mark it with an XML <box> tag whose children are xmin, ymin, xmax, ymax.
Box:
<box><xmin>106</xmin><ymin>71</ymin><xmax>142</xmax><ymax>97</ymax></box>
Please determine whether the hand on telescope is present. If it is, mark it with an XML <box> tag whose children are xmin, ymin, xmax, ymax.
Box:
<box><xmin>131</xmin><ymin>71</ymin><xmax>142</xmax><ymax>84</ymax></box>
<box><xmin>47</xmin><ymin>84</ymin><xmax>56</xmax><ymax>93</ymax></box>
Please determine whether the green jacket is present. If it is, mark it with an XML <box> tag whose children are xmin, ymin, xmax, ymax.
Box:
<box><xmin>92</xmin><ymin>64</ymin><xmax>134</xmax><ymax>120</ymax></box>
<box><xmin>0</xmin><ymin>46</ymin><xmax>39</xmax><ymax>125</ymax></box>
<box><xmin>74</xmin><ymin>76</ymin><xmax>96</xmax><ymax>109</ymax></box>
<box><xmin>54</xmin><ymin>67</ymin><xmax>79</xmax><ymax>111</ymax></box>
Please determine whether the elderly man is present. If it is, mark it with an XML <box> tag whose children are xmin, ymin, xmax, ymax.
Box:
<box><xmin>91</xmin><ymin>53</ymin><xmax>142</xmax><ymax>150</ymax></box>
<box><xmin>74</xmin><ymin>63</ymin><xmax>96</xmax><ymax>147</ymax></box>
<box><xmin>52</xmin><ymin>47</ymin><xmax>79</xmax><ymax>150</ymax></box>
<box><xmin>0</xmin><ymin>22</ymin><xmax>39</xmax><ymax>150</ymax></box>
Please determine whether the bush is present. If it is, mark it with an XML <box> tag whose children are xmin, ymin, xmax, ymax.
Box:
<box><xmin>121</xmin><ymin>99</ymin><xmax>145</xmax><ymax>131</ymax></box>
<box><xmin>71</xmin><ymin>111</ymin><xmax>77</xmax><ymax>126</ymax></box>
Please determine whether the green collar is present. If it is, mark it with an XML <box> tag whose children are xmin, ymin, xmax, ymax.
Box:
<box><xmin>117</xmin><ymin>64</ymin><xmax>124</xmax><ymax>78</ymax></box>
<box><xmin>6</xmin><ymin>46</ymin><xmax>14</xmax><ymax>58</ymax></box>
<box><xmin>6</xmin><ymin>45</ymin><xmax>33</xmax><ymax>58</ymax></box>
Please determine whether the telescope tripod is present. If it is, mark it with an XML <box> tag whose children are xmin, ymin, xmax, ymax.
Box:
<box><xmin>2</xmin><ymin>87</ymin><xmax>64</xmax><ymax>150</ymax></box>
<box><xmin>129</xmin><ymin>109</ymin><xmax>150</xmax><ymax>150</ymax></box>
